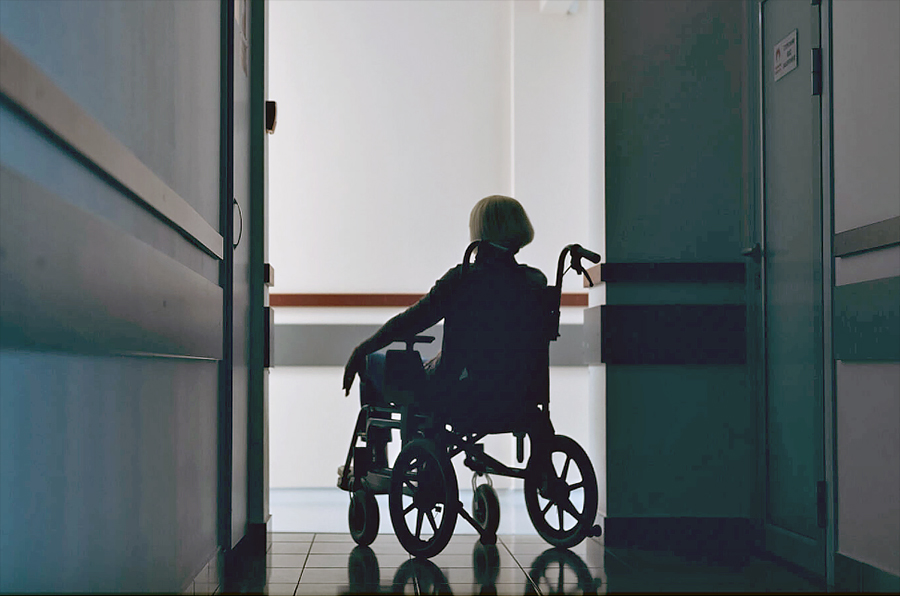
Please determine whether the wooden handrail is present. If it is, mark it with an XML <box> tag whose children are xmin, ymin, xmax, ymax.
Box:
<box><xmin>270</xmin><ymin>293</ymin><xmax>588</xmax><ymax>308</ymax></box>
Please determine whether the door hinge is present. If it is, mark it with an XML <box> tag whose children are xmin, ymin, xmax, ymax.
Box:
<box><xmin>816</xmin><ymin>480</ymin><xmax>827</xmax><ymax>529</ymax></box>
<box><xmin>264</xmin><ymin>306</ymin><xmax>274</xmax><ymax>369</ymax></box>
<box><xmin>811</xmin><ymin>48</ymin><xmax>823</xmax><ymax>96</ymax></box>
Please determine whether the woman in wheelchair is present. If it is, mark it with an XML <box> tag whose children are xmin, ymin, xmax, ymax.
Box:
<box><xmin>339</xmin><ymin>195</ymin><xmax>602</xmax><ymax>558</ymax></box>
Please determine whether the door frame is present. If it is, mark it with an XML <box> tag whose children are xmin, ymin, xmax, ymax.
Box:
<box><xmin>819</xmin><ymin>0</ymin><xmax>837</xmax><ymax>586</ymax></box>
<box><xmin>218</xmin><ymin>0</ymin><xmax>236</xmax><ymax>553</ymax></box>
<box><xmin>218</xmin><ymin>0</ymin><xmax>270</xmax><ymax>557</ymax></box>
<box><xmin>753</xmin><ymin>0</ymin><xmax>836</xmax><ymax>583</ymax></box>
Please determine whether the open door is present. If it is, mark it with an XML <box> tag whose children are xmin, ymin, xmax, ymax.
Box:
<box><xmin>220</xmin><ymin>0</ymin><xmax>269</xmax><ymax>554</ymax></box>
<box><xmin>758</xmin><ymin>0</ymin><xmax>827</xmax><ymax>576</ymax></box>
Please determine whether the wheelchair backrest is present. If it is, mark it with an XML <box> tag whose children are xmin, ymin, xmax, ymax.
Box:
<box><xmin>439</xmin><ymin>249</ymin><xmax>552</xmax><ymax>412</ymax></box>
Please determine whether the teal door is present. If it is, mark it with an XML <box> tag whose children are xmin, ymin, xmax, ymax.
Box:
<box><xmin>760</xmin><ymin>0</ymin><xmax>826</xmax><ymax>576</ymax></box>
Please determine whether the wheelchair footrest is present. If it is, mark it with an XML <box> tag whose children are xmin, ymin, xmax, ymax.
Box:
<box><xmin>337</xmin><ymin>464</ymin><xmax>391</xmax><ymax>494</ymax></box>
<box><xmin>363</xmin><ymin>469</ymin><xmax>392</xmax><ymax>494</ymax></box>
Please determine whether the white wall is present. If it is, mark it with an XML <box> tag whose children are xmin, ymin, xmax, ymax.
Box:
<box><xmin>512</xmin><ymin>0</ymin><xmax>592</xmax><ymax>293</ymax></box>
<box><xmin>269</xmin><ymin>353</ymin><xmax>588</xmax><ymax>490</ymax></box>
<box><xmin>832</xmin><ymin>0</ymin><xmax>900</xmax><ymax>234</ymax></box>
<box><xmin>268</xmin><ymin>0</ymin><xmax>512</xmax><ymax>294</ymax></box>
<box><xmin>267</xmin><ymin>0</ymin><xmax>598</xmax><ymax>489</ymax></box>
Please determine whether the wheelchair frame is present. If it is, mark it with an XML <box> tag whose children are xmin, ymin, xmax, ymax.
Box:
<box><xmin>338</xmin><ymin>243</ymin><xmax>602</xmax><ymax>558</ymax></box>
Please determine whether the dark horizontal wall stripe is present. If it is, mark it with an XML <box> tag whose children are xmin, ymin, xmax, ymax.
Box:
<box><xmin>0</xmin><ymin>36</ymin><xmax>223</xmax><ymax>260</ymax></box>
<box><xmin>271</xmin><ymin>293</ymin><xmax>589</xmax><ymax>308</ymax></box>
<box><xmin>835</xmin><ymin>216</ymin><xmax>900</xmax><ymax>257</ymax></box>
<box><xmin>834</xmin><ymin>276</ymin><xmax>900</xmax><ymax>361</ymax></box>
<box><xmin>600</xmin><ymin>305</ymin><xmax>746</xmax><ymax>365</ymax></box>
<box><xmin>607</xmin><ymin>282</ymin><xmax>746</xmax><ymax>306</ymax></box>
<box><xmin>600</xmin><ymin>262</ymin><xmax>746</xmax><ymax>283</ymax></box>
<box><xmin>603</xmin><ymin>517</ymin><xmax>762</xmax><ymax>554</ymax></box>
<box><xmin>0</xmin><ymin>167</ymin><xmax>223</xmax><ymax>360</ymax></box>
<box><xmin>273</xmin><ymin>324</ymin><xmax>587</xmax><ymax>367</ymax></box>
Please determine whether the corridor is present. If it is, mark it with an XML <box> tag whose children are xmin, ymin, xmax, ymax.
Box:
<box><xmin>204</xmin><ymin>487</ymin><xmax>826</xmax><ymax>595</ymax></box>
<box><xmin>2</xmin><ymin>1</ymin><xmax>898</xmax><ymax>593</ymax></box>
<box><xmin>221</xmin><ymin>531</ymin><xmax>824</xmax><ymax>594</ymax></box>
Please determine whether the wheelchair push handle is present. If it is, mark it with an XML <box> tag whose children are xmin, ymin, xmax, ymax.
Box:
<box><xmin>556</xmin><ymin>244</ymin><xmax>602</xmax><ymax>289</ymax></box>
<box><xmin>571</xmin><ymin>244</ymin><xmax>601</xmax><ymax>264</ymax></box>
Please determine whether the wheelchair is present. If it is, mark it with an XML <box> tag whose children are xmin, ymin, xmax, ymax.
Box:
<box><xmin>338</xmin><ymin>242</ymin><xmax>602</xmax><ymax>558</ymax></box>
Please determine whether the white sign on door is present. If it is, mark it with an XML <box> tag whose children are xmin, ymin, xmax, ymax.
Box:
<box><xmin>774</xmin><ymin>29</ymin><xmax>798</xmax><ymax>82</ymax></box>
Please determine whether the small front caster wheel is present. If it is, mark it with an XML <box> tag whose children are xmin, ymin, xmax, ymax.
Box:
<box><xmin>349</xmin><ymin>489</ymin><xmax>379</xmax><ymax>546</ymax></box>
<box><xmin>473</xmin><ymin>484</ymin><xmax>501</xmax><ymax>543</ymax></box>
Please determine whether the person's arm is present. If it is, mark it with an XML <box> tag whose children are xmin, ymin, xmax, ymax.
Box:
<box><xmin>342</xmin><ymin>266</ymin><xmax>461</xmax><ymax>395</ymax></box>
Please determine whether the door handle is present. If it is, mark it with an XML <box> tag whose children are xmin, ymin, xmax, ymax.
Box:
<box><xmin>233</xmin><ymin>197</ymin><xmax>243</xmax><ymax>249</ymax></box>
<box><xmin>742</xmin><ymin>243</ymin><xmax>763</xmax><ymax>263</ymax></box>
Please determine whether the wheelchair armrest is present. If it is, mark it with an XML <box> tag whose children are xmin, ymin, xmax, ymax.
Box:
<box><xmin>393</xmin><ymin>335</ymin><xmax>435</xmax><ymax>351</ymax></box>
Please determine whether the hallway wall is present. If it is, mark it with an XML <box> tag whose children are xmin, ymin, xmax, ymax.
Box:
<box><xmin>602</xmin><ymin>0</ymin><xmax>756</xmax><ymax>521</ymax></box>
<box><xmin>0</xmin><ymin>0</ymin><xmax>224</xmax><ymax>592</ymax></box>
<box><xmin>832</xmin><ymin>0</ymin><xmax>900</xmax><ymax>577</ymax></box>
<box><xmin>266</xmin><ymin>0</ymin><xmax>597</xmax><ymax>489</ymax></box>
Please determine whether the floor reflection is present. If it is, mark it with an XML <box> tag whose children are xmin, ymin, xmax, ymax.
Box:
<box><xmin>525</xmin><ymin>548</ymin><xmax>603</xmax><ymax>595</ymax></box>
<box><xmin>222</xmin><ymin>531</ymin><xmax>825</xmax><ymax>595</ymax></box>
<box><xmin>339</xmin><ymin>540</ymin><xmax>602</xmax><ymax>595</ymax></box>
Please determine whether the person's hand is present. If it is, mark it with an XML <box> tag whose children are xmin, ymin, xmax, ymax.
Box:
<box><xmin>343</xmin><ymin>346</ymin><xmax>366</xmax><ymax>396</ymax></box>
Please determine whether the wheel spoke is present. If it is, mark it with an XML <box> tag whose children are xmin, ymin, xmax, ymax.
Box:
<box><xmin>415</xmin><ymin>509</ymin><xmax>424</xmax><ymax>538</ymax></box>
<box><xmin>541</xmin><ymin>500</ymin><xmax>553</xmax><ymax>516</ymax></box>
<box><xmin>561</xmin><ymin>497</ymin><xmax>581</xmax><ymax>520</ymax></box>
<box><xmin>404</xmin><ymin>502</ymin><xmax>416</xmax><ymax>515</ymax></box>
<box><xmin>426</xmin><ymin>508</ymin><xmax>439</xmax><ymax>533</ymax></box>
<box><xmin>560</xmin><ymin>455</ymin><xmax>571</xmax><ymax>482</ymax></box>
<box><xmin>569</xmin><ymin>481</ymin><xmax>585</xmax><ymax>491</ymax></box>
<box><xmin>557</xmin><ymin>503</ymin><xmax>565</xmax><ymax>530</ymax></box>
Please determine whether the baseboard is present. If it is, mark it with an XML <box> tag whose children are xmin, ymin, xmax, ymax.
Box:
<box><xmin>182</xmin><ymin>547</ymin><xmax>223</xmax><ymax>595</ymax></box>
<box><xmin>835</xmin><ymin>553</ymin><xmax>900</xmax><ymax>593</ymax></box>
<box><xmin>222</xmin><ymin>520</ymin><xmax>271</xmax><ymax>590</ymax></box>
<box><xmin>263</xmin><ymin>514</ymin><xmax>273</xmax><ymax>553</ymax></box>
<box><xmin>602</xmin><ymin>516</ymin><xmax>763</xmax><ymax>554</ymax></box>
<box><xmin>246</xmin><ymin>517</ymin><xmax>271</xmax><ymax>553</ymax></box>
<box><xmin>763</xmin><ymin>522</ymin><xmax>825</xmax><ymax>578</ymax></box>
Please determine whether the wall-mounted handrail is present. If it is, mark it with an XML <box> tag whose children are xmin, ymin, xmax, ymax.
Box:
<box><xmin>270</xmin><ymin>293</ymin><xmax>589</xmax><ymax>308</ymax></box>
<box><xmin>0</xmin><ymin>35</ymin><xmax>224</xmax><ymax>260</ymax></box>
<box><xmin>834</xmin><ymin>216</ymin><xmax>900</xmax><ymax>257</ymax></box>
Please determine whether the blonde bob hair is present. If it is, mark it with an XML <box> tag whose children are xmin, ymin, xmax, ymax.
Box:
<box><xmin>469</xmin><ymin>195</ymin><xmax>534</xmax><ymax>252</ymax></box>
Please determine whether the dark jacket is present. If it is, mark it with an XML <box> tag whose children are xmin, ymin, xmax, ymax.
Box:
<box><xmin>361</xmin><ymin>244</ymin><xmax>550</xmax><ymax>426</ymax></box>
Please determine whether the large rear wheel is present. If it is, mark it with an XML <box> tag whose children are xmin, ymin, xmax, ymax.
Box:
<box><xmin>524</xmin><ymin>434</ymin><xmax>598</xmax><ymax>548</ymax></box>
<box><xmin>389</xmin><ymin>439</ymin><xmax>458</xmax><ymax>558</ymax></box>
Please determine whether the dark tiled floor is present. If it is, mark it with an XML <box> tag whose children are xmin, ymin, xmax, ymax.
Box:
<box><xmin>222</xmin><ymin>531</ymin><xmax>826</xmax><ymax>594</ymax></box>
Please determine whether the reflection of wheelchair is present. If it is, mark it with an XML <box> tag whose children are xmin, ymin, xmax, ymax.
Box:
<box><xmin>338</xmin><ymin>242</ymin><xmax>603</xmax><ymax>558</ymax></box>
<box><xmin>525</xmin><ymin>548</ymin><xmax>603</xmax><ymax>595</ymax></box>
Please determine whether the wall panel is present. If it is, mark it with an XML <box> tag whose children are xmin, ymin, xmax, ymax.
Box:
<box><xmin>0</xmin><ymin>352</ymin><xmax>218</xmax><ymax>593</ymax></box>
<box><xmin>832</xmin><ymin>0</ymin><xmax>900</xmax><ymax>578</ymax></box>
<box><xmin>0</xmin><ymin>0</ymin><xmax>224</xmax><ymax>591</ymax></box>
<box><xmin>0</xmin><ymin>0</ymin><xmax>221</xmax><ymax>228</ymax></box>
